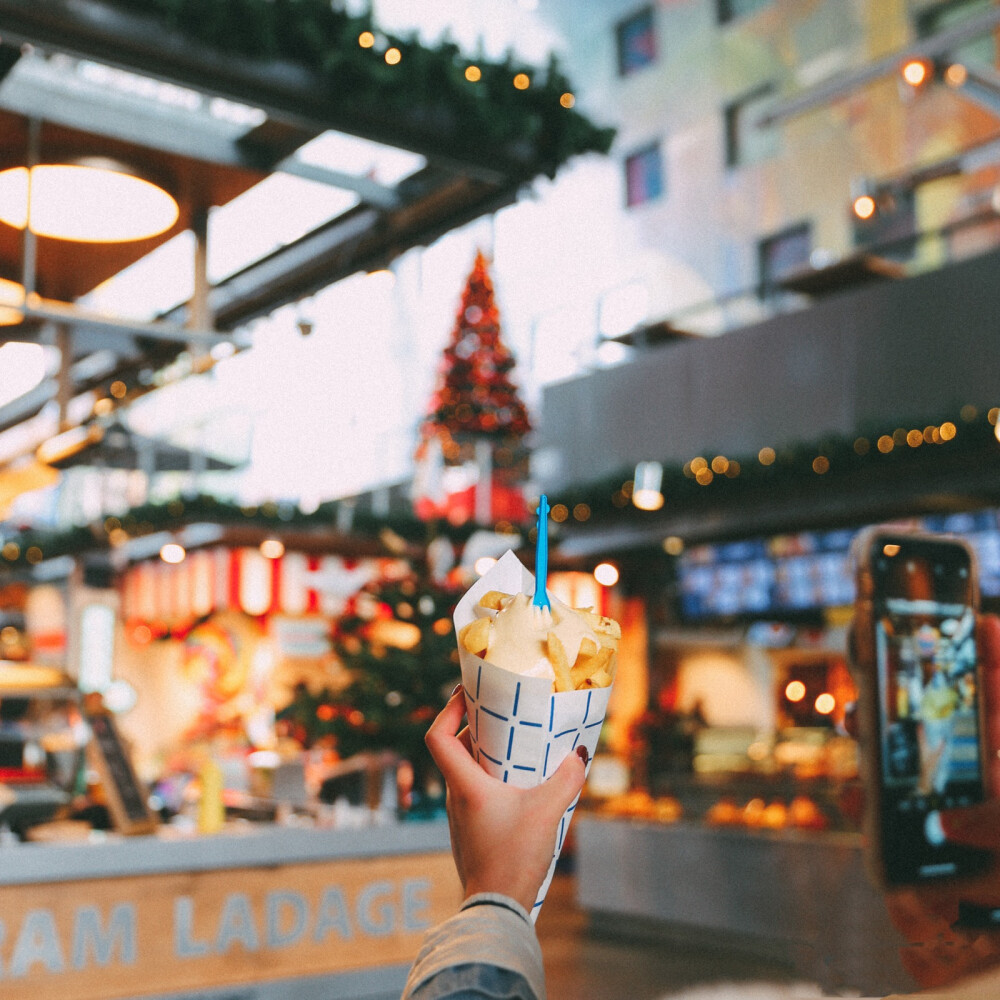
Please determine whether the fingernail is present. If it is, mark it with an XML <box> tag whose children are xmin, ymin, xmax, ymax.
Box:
<box><xmin>451</xmin><ymin>683</ymin><xmax>464</xmax><ymax>697</ymax></box>
<box><xmin>576</xmin><ymin>745</ymin><xmax>589</xmax><ymax>766</ymax></box>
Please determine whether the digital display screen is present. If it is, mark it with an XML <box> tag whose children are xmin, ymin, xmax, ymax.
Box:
<box><xmin>871</xmin><ymin>535</ymin><xmax>989</xmax><ymax>883</ymax></box>
<box><xmin>676</xmin><ymin>510</ymin><xmax>1000</xmax><ymax>620</ymax></box>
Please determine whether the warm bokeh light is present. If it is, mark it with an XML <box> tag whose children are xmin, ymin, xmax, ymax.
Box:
<box><xmin>695</xmin><ymin>468</ymin><xmax>714</xmax><ymax>485</ymax></box>
<box><xmin>551</xmin><ymin>503</ymin><xmax>569</xmax><ymax>522</ymax></box>
<box><xmin>663</xmin><ymin>535</ymin><xmax>684</xmax><ymax>556</ymax></box>
<box><xmin>853</xmin><ymin>437</ymin><xmax>870</xmax><ymax>455</ymax></box>
<box><xmin>259</xmin><ymin>538</ymin><xmax>285</xmax><ymax>560</ymax></box>
<box><xmin>815</xmin><ymin>692</ymin><xmax>836</xmax><ymax>715</ymax></box>
<box><xmin>758</xmin><ymin>447</ymin><xmax>776</xmax><ymax>466</ymax></box>
<box><xmin>0</xmin><ymin>163</ymin><xmax>178</xmax><ymax>242</ymax></box>
<box><xmin>358</xmin><ymin>31</ymin><xmax>375</xmax><ymax>48</ymax></box>
<box><xmin>594</xmin><ymin>562</ymin><xmax>619</xmax><ymax>587</ymax></box>
<box><xmin>513</xmin><ymin>73</ymin><xmax>530</xmax><ymax>90</ymax></box>
<box><xmin>945</xmin><ymin>62</ymin><xmax>967</xmax><ymax>87</ymax></box>
<box><xmin>633</xmin><ymin>489</ymin><xmax>664</xmax><ymax>511</ymax></box>
<box><xmin>160</xmin><ymin>543</ymin><xmax>186</xmax><ymax>564</ymax></box>
<box><xmin>473</xmin><ymin>556</ymin><xmax>497</xmax><ymax>577</ymax></box>
<box><xmin>901</xmin><ymin>58</ymin><xmax>929</xmax><ymax>87</ymax></box>
<box><xmin>385</xmin><ymin>47</ymin><xmax>401</xmax><ymax>65</ymax></box>
<box><xmin>852</xmin><ymin>194</ymin><xmax>876</xmax><ymax>220</ymax></box>
<box><xmin>711</xmin><ymin>455</ymin><xmax>729</xmax><ymax>474</ymax></box>
<box><xmin>690</xmin><ymin>456</ymin><xmax>708</xmax><ymax>473</ymax></box>
<box><xmin>573</xmin><ymin>503</ymin><xmax>591</xmax><ymax>521</ymax></box>
<box><xmin>110</xmin><ymin>380</ymin><xmax>127</xmax><ymax>399</ymax></box>
<box><xmin>877</xmin><ymin>434</ymin><xmax>894</xmax><ymax>453</ymax></box>
<box><xmin>560</xmin><ymin>92</ymin><xmax>575</xmax><ymax>108</ymax></box>
<box><xmin>939</xmin><ymin>421</ymin><xmax>957</xmax><ymax>441</ymax></box>
<box><xmin>812</xmin><ymin>456</ymin><xmax>829</xmax><ymax>474</ymax></box>
<box><xmin>785</xmin><ymin>680</ymin><xmax>806</xmax><ymax>702</ymax></box>
<box><xmin>883</xmin><ymin>543</ymin><xmax>900</xmax><ymax>557</ymax></box>
<box><xmin>465</xmin><ymin>65</ymin><xmax>481</xmax><ymax>82</ymax></box>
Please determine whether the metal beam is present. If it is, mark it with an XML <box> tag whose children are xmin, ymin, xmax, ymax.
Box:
<box><xmin>0</xmin><ymin>57</ymin><xmax>402</xmax><ymax>208</ymax></box>
<box><xmin>0</xmin><ymin>0</ymin><xmax>510</xmax><ymax>184</ymax></box>
<box><xmin>756</xmin><ymin>5</ymin><xmax>1000</xmax><ymax>127</ymax></box>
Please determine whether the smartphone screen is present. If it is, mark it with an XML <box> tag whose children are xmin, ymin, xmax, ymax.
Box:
<box><xmin>871</xmin><ymin>535</ymin><xmax>990</xmax><ymax>883</ymax></box>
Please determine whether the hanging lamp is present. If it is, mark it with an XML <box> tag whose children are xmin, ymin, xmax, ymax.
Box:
<box><xmin>0</xmin><ymin>157</ymin><xmax>179</xmax><ymax>243</ymax></box>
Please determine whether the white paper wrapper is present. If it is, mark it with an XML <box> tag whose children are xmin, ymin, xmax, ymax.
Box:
<box><xmin>453</xmin><ymin>549</ymin><xmax>614</xmax><ymax>920</ymax></box>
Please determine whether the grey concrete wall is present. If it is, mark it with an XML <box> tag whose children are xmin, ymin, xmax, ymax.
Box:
<box><xmin>539</xmin><ymin>248</ymin><xmax>1000</xmax><ymax>489</ymax></box>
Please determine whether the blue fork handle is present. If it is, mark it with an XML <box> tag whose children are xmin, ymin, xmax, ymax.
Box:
<box><xmin>533</xmin><ymin>495</ymin><xmax>551</xmax><ymax>609</ymax></box>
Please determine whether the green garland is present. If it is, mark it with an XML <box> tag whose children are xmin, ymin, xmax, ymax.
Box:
<box><xmin>109</xmin><ymin>0</ymin><xmax>616</xmax><ymax>178</ymax></box>
<box><xmin>0</xmin><ymin>494</ymin><xmax>485</xmax><ymax>570</ymax></box>
<box><xmin>546</xmin><ymin>410</ymin><xmax>1000</xmax><ymax>531</ymax></box>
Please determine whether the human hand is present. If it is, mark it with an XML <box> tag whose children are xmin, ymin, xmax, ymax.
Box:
<box><xmin>424</xmin><ymin>684</ymin><xmax>588</xmax><ymax>913</ymax></box>
<box><xmin>881</xmin><ymin>615</ymin><xmax>1000</xmax><ymax>989</ymax></box>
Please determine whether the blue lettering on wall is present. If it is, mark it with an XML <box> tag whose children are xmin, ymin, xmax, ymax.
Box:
<box><xmin>174</xmin><ymin>897</ymin><xmax>211</xmax><ymax>959</ymax></box>
<box><xmin>10</xmin><ymin>909</ymin><xmax>64</xmax><ymax>978</ymax></box>
<box><xmin>313</xmin><ymin>887</ymin><xmax>353</xmax><ymax>942</ymax></box>
<box><xmin>265</xmin><ymin>891</ymin><xmax>307</xmax><ymax>949</ymax></box>
<box><xmin>215</xmin><ymin>894</ymin><xmax>260</xmax><ymax>955</ymax></box>
<box><xmin>73</xmin><ymin>904</ymin><xmax>137</xmax><ymax>968</ymax></box>
<box><xmin>402</xmin><ymin>879</ymin><xmax>431</xmax><ymax>932</ymax></box>
<box><xmin>357</xmin><ymin>881</ymin><xmax>396</xmax><ymax>937</ymax></box>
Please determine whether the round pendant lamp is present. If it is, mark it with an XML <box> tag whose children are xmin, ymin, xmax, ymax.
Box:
<box><xmin>0</xmin><ymin>158</ymin><xmax>179</xmax><ymax>243</ymax></box>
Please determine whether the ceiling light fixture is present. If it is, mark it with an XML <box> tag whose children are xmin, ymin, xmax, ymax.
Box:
<box><xmin>0</xmin><ymin>158</ymin><xmax>179</xmax><ymax>243</ymax></box>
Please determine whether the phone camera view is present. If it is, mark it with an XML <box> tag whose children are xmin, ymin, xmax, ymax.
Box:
<box><xmin>873</xmin><ymin>540</ymin><xmax>988</xmax><ymax>881</ymax></box>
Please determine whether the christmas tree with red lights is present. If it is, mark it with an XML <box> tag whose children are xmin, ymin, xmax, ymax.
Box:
<box><xmin>414</xmin><ymin>250</ymin><xmax>532</xmax><ymax>525</ymax></box>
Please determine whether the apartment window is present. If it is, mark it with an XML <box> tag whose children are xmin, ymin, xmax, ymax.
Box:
<box><xmin>616</xmin><ymin>6</ymin><xmax>657</xmax><ymax>76</ymax></box>
<box><xmin>624</xmin><ymin>143</ymin><xmax>664</xmax><ymax>207</ymax></box>
<box><xmin>758</xmin><ymin>222</ymin><xmax>811</xmax><ymax>297</ymax></box>
<box><xmin>717</xmin><ymin>0</ymin><xmax>773</xmax><ymax>25</ymax></box>
<box><xmin>724</xmin><ymin>84</ymin><xmax>777</xmax><ymax>169</ymax></box>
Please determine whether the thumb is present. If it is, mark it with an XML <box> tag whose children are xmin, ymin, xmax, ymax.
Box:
<box><xmin>532</xmin><ymin>746</ymin><xmax>587</xmax><ymax>822</ymax></box>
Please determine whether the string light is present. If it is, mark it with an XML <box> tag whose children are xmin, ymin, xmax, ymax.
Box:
<box><xmin>513</xmin><ymin>73</ymin><xmax>530</xmax><ymax>90</ymax></box>
<box><xmin>385</xmin><ymin>47</ymin><xmax>401</xmax><ymax>65</ymax></box>
<box><xmin>465</xmin><ymin>65</ymin><xmax>481</xmax><ymax>82</ymax></box>
<box><xmin>853</xmin><ymin>194</ymin><xmax>876</xmax><ymax>220</ymax></box>
<box><xmin>358</xmin><ymin>31</ymin><xmax>375</xmax><ymax>48</ymax></box>
<box><xmin>901</xmin><ymin>58</ymin><xmax>930</xmax><ymax>87</ymax></box>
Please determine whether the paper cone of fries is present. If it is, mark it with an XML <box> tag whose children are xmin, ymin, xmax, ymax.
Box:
<box><xmin>453</xmin><ymin>549</ymin><xmax>617</xmax><ymax>920</ymax></box>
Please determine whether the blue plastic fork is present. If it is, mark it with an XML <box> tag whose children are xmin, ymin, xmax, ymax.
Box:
<box><xmin>533</xmin><ymin>495</ymin><xmax>552</xmax><ymax>624</ymax></box>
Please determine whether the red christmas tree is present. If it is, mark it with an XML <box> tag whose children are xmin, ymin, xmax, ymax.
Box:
<box><xmin>414</xmin><ymin>251</ymin><xmax>532</xmax><ymax>525</ymax></box>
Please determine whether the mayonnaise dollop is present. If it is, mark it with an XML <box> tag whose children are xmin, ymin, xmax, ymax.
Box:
<box><xmin>484</xmin><ymin>592</ymin><xmax>598</xmax><ymax>680</ymax></box>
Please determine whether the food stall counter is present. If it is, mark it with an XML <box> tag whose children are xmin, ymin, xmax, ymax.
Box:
<box><xmin>575</xmin><ymin>814</ymin><xmax>916</xmax><ymax>997</ymax></box>
<box><xmin>0</xmin><ymin>820</ymin><xmax>459</xmax><ymax>1000</ymax></box>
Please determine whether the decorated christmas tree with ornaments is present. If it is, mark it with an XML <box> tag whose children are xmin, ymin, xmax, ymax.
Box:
<box><xmin>413</xmin><ymin>250</ymin><xmax>532</xmax><ymax>526</ymax></box>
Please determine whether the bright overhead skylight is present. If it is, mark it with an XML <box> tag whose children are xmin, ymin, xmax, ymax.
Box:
<box><xmin>82</xmin><ymin>174</ymin><xmax>360</xmax><ymax>320</ymax></box>
<box><xmin>295</xmin><ymin>131</ymin><xmax>426</xmax><ymax>186</ymax></box>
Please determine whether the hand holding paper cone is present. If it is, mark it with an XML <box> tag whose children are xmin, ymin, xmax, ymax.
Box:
<box><xmin>425</xmin><ymin>685</ymin><xmax>588</xmax><ymax>914</ymax></box>
<box><xmin>452</xmin><ymin>550</ymin><xmax>620</xmax><ymax>919</ymax></box>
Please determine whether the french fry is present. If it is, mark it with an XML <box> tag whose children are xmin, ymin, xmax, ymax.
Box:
<box><xmin>578</xmin><ymin>636</ymin><xmax>599</xmax><ymax>659</ymax></box>
<box><xmin>547</xmin><ymin>631</ymin><xmax>573</xmax><ymax>693</ymax></box>
<box><xmin>459</xmin><ymin>616</ymin><xmax>491</xmax><ymax>655</ymax></box>
<box><xmin>570</xmin><ymin>645</ymin><xmax>613</xmax><ymax>688</ymax></box>
<box><xmin>478</xmin><ymin>590</ymin><xmax>509</xmax><ymax>611</ymax></box>
<box><xmin>585</xmin><ymin>666</ymin><xmax>614</xmax><ymax>689</ymax></box>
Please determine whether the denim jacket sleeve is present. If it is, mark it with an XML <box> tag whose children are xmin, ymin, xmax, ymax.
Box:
<box><xmin>401</xmin><ymin>893</ymin><xmax>545</xmax><ymax>1000</ymax></box>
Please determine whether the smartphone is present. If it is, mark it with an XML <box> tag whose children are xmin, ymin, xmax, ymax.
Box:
<box><xmin>853</xmin><ymin>527</ymin><xmax>991</xmax><ymax>886</ymax></box>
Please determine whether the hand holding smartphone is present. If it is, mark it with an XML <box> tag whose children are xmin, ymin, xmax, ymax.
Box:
<box><xmin>852</xmin><ymin>527</ymin><xmax>992</xmax><ymax>887</ymax></box>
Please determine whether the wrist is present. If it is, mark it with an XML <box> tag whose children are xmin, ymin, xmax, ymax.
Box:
<box><xmin>461</xmin><ymin>892</ymin><xmax>533</xmax><ymax>924</ymax></box>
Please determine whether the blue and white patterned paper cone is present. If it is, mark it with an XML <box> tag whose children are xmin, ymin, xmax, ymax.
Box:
<box><xmin>454</xmin><ymin>549</ymin><xmax>614</xmax><ymax>922</ymax></box>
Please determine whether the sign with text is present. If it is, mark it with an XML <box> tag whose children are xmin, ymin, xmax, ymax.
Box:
<box><xmin>0</xmin><ymin>850</ymin><xmax>460</xmax><ymax>1000</ymax></box>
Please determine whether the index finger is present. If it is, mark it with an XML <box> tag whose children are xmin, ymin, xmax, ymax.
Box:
<box><xmin>424</xmin><ymin>686</ymin><xmax>488</xmax><ymax>788</ymax></box>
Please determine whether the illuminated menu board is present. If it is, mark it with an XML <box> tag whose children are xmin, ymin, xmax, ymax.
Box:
<box><xmin>677</xmin><ymin>511</ymin><xmax>1000</xmax><ymax>620</ymax></box>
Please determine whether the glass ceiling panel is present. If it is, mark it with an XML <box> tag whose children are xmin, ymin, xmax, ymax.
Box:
<box><xmin>295</xmin><ymin>131</ymin><xmax>426</xmax><ymax>186</ymax></box>
<box><xmin>82</xmin><ymin>174</ymin><xmax>359</xmax><ymax>319</ymax></box>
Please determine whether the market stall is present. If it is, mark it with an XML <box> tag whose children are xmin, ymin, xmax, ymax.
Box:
<box><xmin>0</xmin><ymin>821</ymin><xmax>458</xmax><ymax>1000</ymax></box>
